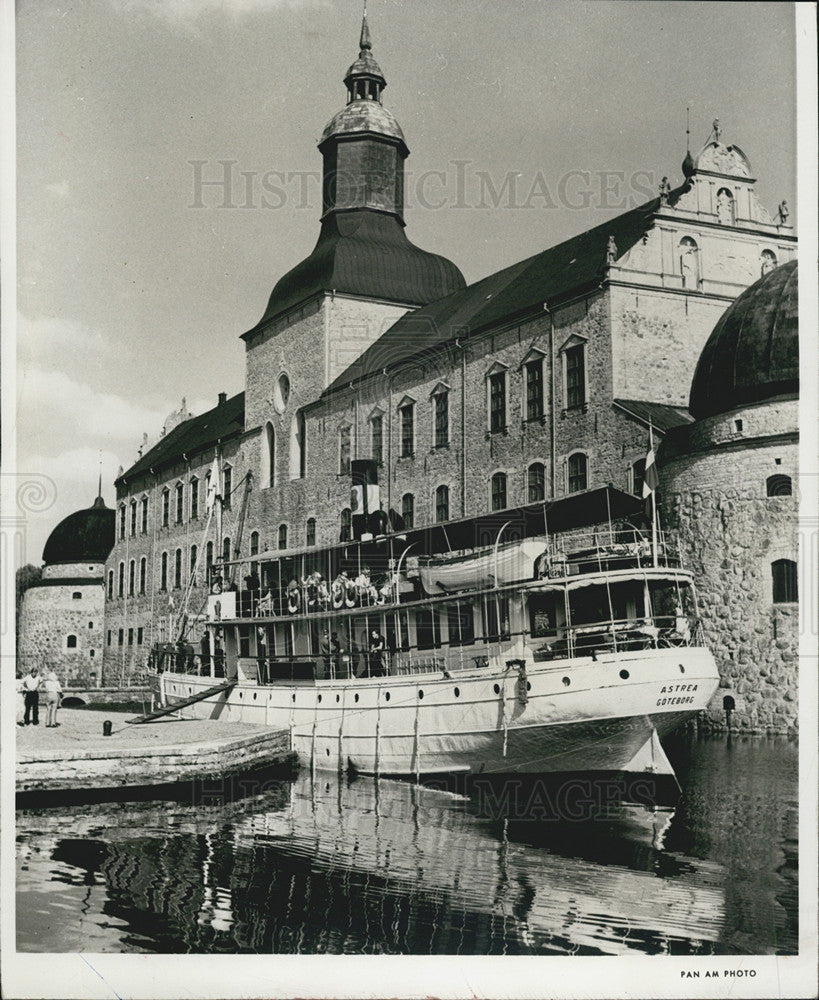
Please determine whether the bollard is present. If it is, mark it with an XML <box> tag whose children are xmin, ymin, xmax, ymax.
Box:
<box><xmin>103</xmin><ymin>720</ymin><xmax>113</xmax><ymax>737</ymax></box>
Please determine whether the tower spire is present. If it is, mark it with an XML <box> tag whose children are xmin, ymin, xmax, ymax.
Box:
<box><xmin>682</xmin><ymin>105</ymin><xmax>695</xmax><ymax>179</ymax></box>
<box><xmin>360</xmin><ymin>1</ymin><xmax>372</xmax><ymax>52</ymax></box>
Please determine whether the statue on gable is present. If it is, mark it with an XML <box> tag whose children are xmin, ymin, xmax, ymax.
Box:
<box><xmin>606</xmin><ymin>235</ymin><xmax>618</xmax><ymax>266</ymax></box>
<box><xmin>777</xmin><ymin>200</ymin><xmax>789</xmax><ymax>225</ymax></box>
<box><xmin>659</xmin><ymin>176</ymin><xmax>671</xmax><ymax>205</ymax></box>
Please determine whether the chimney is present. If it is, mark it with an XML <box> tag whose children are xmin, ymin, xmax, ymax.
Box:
<box><xmin>218</xmin><ymin>392</ymin><xmax>227</xmax><ymax>405</ymax></box>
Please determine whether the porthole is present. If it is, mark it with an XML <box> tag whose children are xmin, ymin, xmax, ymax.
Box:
<box><xmin>418</xmin><ymin>690</ymin><xmax>424</xmax><ymax>699</ymax></box>
<box><xmin>318</xmin><ymin>694</ymin><xmax>322</xmax><ymax>703</ymax></box>
<box><xmin>679</xmin><ymin>664</ymin><xmax>685</xmax><ymax>674</ymax></box>
<box><xmin>562</xmin><ymin>677</ymin><xmax>570</xmax><ymax>687</ymax></box>
<box><xmin>619</xmin><ymin>669</ymin><xmax>630</xmax><ymax>680</ymax></box>
<box><xmin>354</xmin><ymin>693</ymin><xmax>359</xmax><ymax>703</ymax></box>
<box><xmin>325</xmin><ymin>748</ymin><xmax>330</xmax><ymax>757</ymax></box>
<box><xmin>526</xmin><ymin>681</ymin><xmax>531</xmax><ymax>691</ymax></box>
<box><xmin>253</xmin><ymin>692</ymin><xmax>257</xmax><ymax>700</ymax></box>
<box><xmin>493</xmin><ymin>684</ymin><xmax>500</xmax><ymax>695</ymax></box>
<box><xmin>239</xmin><ymin>691</ymin><xmax>243</xmax><ymax>698</ymax></box>
<box><xmin>385</xmin><ymin>692</ymin><xmax>390</xmax><ymax>701</ymax></box>
<box><xmin>336</xmin><ymin>694</ymin><xmax>340</xmax><ymax>703</ymax></box>
<box><xmin>454</xmin><ymin>687</ymin><xmax>460</xmax><ymax>698</ymax></box>
<box><xmin>291</xmin><ymin>693</ymin><xmax>296</xmax><ymax>703</ymax></box>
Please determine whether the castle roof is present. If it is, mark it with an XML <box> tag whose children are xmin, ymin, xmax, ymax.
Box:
<box><xmin>42</xmin><ymin>495</ymin><xmax>115</xmax><ymax>566</ymax></box>
<box><xmin>323</xmin><ymin>184</ymin><xmax>688</xmax><ymax>395</ymax></box>
<box><xmin>689</xmin><ymin>260</ymin><xmax>798</xmax><ymax>420</ymax></box>
<box><xmin>117</xmin><ymin>392</ymin><xmax>244</xmax><ymax>486</ymax></box>
<box><xmin>246</xmin><ymin>212</ymin><xmax>465</xmax><ymax>334</ymax></box>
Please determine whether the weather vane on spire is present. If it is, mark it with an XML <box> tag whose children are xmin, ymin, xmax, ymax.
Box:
<box><xmin>360</xmin><ymin>0</ymin><xmax>372</xmax><ymax>52</ymax></box>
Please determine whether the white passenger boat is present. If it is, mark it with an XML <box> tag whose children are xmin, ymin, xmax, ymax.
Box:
<box><xmin>155</xmin><ymin>487</ymin><xmax>719</xmax><ymax>783</ymax></box>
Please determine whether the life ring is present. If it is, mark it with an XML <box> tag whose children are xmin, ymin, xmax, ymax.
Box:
<box><xmin>345</xmin><ymin>581</ymin><xmax>357</xmax><ymax>608</ymax></box>
<box><xmin>331</xmin><ymin>579</ymin><xmax>345</xmax><ymax>609</ymax></box>
<box><xmin>287</xmin><ymin>588</ymin><xmax>300</xmax><ymax>614</ymax></box>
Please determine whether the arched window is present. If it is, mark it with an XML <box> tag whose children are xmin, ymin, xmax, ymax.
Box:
<box><xmin>222</xmin><ymin>536</ymin><xmax>231</xmax><ymax>564</ymax></box>
<box><xmin>490</xmin><ymin>472</ymin><xmax>507</xmax><ymax>511</ymax></box>
<box><xmin>432</xmin><ymin>385</ymin><xmax>449</xmax><ymax>448</ymax></box>
<box><xmin>205</xmin><ymin>541</ymin><xmax>214</xmax><ymax>579</ymax></box>
<box><xmin>66</xmin><ymin>634</ymin><xmax>77</xmax><ymax>649</ymax></box>
<box><xmin>174</xmin><ymin>548</ymin><xmax>182</xmax><ymax>589</ymax></box>
<box><xmin>291</xmin><ymin>409</ymin><xmax>307</xmax><ymax>479</ymax></box>
<box><xmin>118</xmin><ymin>504</ymin><xmax>126</xmax><ymax>540</ymax></box>
<box><xmin>189</xmin><ymin>545</ymin><xmax>198</xmax><ymax>586</ymax></box>
<box><xmin>263</xmin><ymin>422</ymin><xmax>275</xmax><ymax>488</ymax></box>
<box><xmin>190</xmin><ymin>478</ymin><xmax>199</xmax><ymax>520</ymax></box>
<box><xmin>222</xmin><ymin>466</ymin><xmax>232</xmax><ymax>509</ymax></box>
<box><xmin>340</xmin><ymin>508</ymin><xmax>352</xmax><ymax>542</ymax></box>
<box><xmin>117</xmin><ymin>561</ymin><xmax>125</xmax><ymax>597</ymax></box>
<box><xmin>399</xmin><ymin>401</ymin><xmax>415</xmax><ymax>458</ymax></box>
<box><xmin>435</xmin><ymin>484</ymin><xmax>450</xmax><ymax>523</ymax></box>
<box><xmin>162</xmin><ymin>488</ymin><xmax>170</xmax><ymax>527</ymax></box>
<box><xmin>128</xmin><ymin>559</ymin><xmax>135</xmax><ymax>596</ymax></box>
<box><xmin>175</xmin><ymin>483</ymin><xmax>184</xmax><ymax>524</ymax></box>
<box><xmin>716</xmin><ymin>187</ymin><xmax>735</xmax><ymax>225</ymax></box>
<box><xmin>306</xmin><ymin>519</ymin><xmax>316</xmax><ymax>547</ymax></box>
<box><xmin>401</xmin><ymin>493</ymin><xmax>414</xmax><ymax>530</ymax></box>
<box><xmin>130</xmin><ymin>500</ymin><xmax>137</xmax><ymax>536</ymax></box>
<box><xmin>761</xmin><ymin>249</ymin><xmax>778</xmax><ymax>276</ymax></box>
<box><xmin>141</xmin><ymin>496</ymin><xmax>149</xmax><ymax>534</ymax></box>
<box><xmin>567</xmin><ymin>453</ymin><xmax>588</xmax><ymax>493</ymax></box>
<box><xmin>339</xmin><ymin>425</ymin><xmax>352</xmax><ymax>475</ymax></box>
<box><xmin>631</xmin><ymin>458</ymin><xmax>646</xmax><ymax>497</ymax></box>
<box><xmin>277</xmin><ymin>524</ymin><xmax>288</xmax><ymax>550</ymax></box>
<box><xmin>160</xmin><ymin>551</ymin><xmax>168</xmax><ymax>591</ymax></box>
<box><xmin>528</xmin><ymin>463</ymin><xmax>545</xmax><ymax>502</ymax></box>
<box><xmin>680</xmin><ymin>236</ymin><xmax>700</xmax><ymax>290</ymax></box>
<box><xmin>250</xmin><ymin>530</ymin><xmax>260</xmax><ymax>556</ymax></box>
<box><xmin>139</xmin><ymin>557</ymin><xmax>147</xmax><ymax>595</ymax></box>
<box><xmin>107</xmin><ymin>569</ymin><xmax>114</xmax><ymax>599</ymax></box>
<box><xmin>772</xmin><ymin>559</ymin><xmax>797</xmax><ymax>604</ymax></box>
<box><xmin>370</xmin><ymin>412</ymin><xmax>383</xmax><ymax>464</ymax></box>
<box><xmin>767</xmin><ymin>474</ymin><xmax>792</xmax><ymax>497</ymax></box>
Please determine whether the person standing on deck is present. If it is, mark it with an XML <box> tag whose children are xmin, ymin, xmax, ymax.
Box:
<box><xmin>21</xmin><ymin>667</ymin><xmax>41</xmax><ymax>725</ymax></box>
<box><xmin>43</xmin><ymin>670</ymin><xmax>62</xmax><ymax>727</ymax></box>
<box><xmin>368</xmin><ymin>629</ymin><xmax>387</xmax><ymax>677</ymax></box>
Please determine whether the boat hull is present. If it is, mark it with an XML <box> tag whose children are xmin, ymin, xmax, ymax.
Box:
<box><xmin>161</xmin><ymin>646</ymin><xmax>718</xmax><ymax>778</ymax></box>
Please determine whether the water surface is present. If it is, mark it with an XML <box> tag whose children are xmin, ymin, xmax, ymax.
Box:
<box><xmin>16</xmin><ymin>734</ymin><xmax>798</xmax><ymax>955</ymax></box>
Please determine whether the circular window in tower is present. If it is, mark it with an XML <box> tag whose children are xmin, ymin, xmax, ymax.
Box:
<box><xmin>273</xmin><ymin>373</ymin><xmax>290</xmax><ymax>413</ymax></box>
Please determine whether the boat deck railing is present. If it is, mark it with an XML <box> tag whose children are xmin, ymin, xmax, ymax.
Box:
<box><xmin>155</xmin><ymin>613</ymin><xmax>702</xmax><ymax>685</ymax></box>
<box><xmin>538</xmin><ymin>527</ymin><xmax>682</xmax><ymax>579</ymax></box>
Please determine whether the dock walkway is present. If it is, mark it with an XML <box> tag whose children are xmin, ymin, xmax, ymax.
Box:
<box><xmin>16</xmin><ymin>709</ymin><xmax>293</xmax><ymax>796</ymax></box>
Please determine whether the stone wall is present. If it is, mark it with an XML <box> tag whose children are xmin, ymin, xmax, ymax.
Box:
<box><xmin>660</xmin><ymin>400</ymin><xmax>799</xmax><ymax>733</ymax></box>
<box><xmin>18</xmin><ymin>578</ymin><xmax>106</xmax><ymax>685</ymax></box>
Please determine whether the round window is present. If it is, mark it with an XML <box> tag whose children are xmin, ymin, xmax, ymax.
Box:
<box><xmin>273</xmin><ymin>373</ymin><xmax>290</xmax><ymax>412</ymax></box>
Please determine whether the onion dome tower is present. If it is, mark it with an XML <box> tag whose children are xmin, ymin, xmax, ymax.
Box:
<box><xmin>256</xmin><ymin>11</ymin><xmax>465</xmax><ymax>326</ymax></box>
<box><xmin>42</xmin><ymin>490</ymin><xmax>115</xmax><ymax>568</ymax></box>
<box><xmin>688</xmin><ymin>259</ymin><xmax>798</xmax><ymax>419</ymax></box>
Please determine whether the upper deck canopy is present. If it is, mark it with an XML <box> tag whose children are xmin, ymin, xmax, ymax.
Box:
<box><xmin>230</xmin><ymin>486</ymin><xmax>644</xmax><ymax>568</ymax></box>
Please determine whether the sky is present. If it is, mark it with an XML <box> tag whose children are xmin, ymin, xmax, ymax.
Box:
<box><xmin>13</xmin><ymin>0</ymin><xmax>798</xmax><ymax>565</ymax></box>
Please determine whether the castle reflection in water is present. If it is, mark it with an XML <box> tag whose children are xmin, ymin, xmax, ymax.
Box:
<box><xmin>16</xmin><ymin>735</ymin><xmax>796</xmax><ymax>956</ymax></box>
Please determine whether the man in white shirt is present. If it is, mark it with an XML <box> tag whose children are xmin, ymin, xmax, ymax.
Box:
<box><xmin>21</xmin><ymin>667</ymin><xmax>41</xmax><ymax>726</ymax></box>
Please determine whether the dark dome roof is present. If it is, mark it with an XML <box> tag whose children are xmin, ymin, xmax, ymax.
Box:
<box><xmin>42</xmin><ymin>495</ymin><xmax>115</xmax><ymax>565</ymax></box>
<box><xmin>689</xmin><ymin>259</ymin><xmax>798</xmax><ymax>419</ymax></box>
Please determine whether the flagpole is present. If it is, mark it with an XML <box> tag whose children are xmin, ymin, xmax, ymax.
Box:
<box><xmin>649</xmin><ymin>423</ymin><xmax>658</xmax><ymax>568</ymax></box>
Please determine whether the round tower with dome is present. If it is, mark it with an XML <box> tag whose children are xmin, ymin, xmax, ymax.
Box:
<box><xmin>18</xmin><ymin>487</ymin><xmax>115</xmax><ymax>686</ymax></box>
<box><xmin>659</xmin><ymin>260</ymin><xmax>799</xmax><ymax>733</ymax></box>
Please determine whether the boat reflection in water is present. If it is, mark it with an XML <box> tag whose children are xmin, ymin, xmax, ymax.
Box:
<box><xmin>16</xmin><ymin>736</ymin><xmax>797</xmax><ymax>956</ymax></box>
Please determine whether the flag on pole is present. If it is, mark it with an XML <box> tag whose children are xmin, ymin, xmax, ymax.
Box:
<box><xmin>206</xmin><ymin>456</ymin><xmax>220</xmax><ymax>512</ymax></box>
<box><xmin>642</xmin><ymin>443</ymin><xmax>659</xmax><ymax>500</ymax></box>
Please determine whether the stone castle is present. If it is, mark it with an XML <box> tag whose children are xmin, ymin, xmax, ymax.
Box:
<box><xmin>19</xmin><ymin>15</ymin><xmax>798</xmax><ymax>731</ymax></box>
